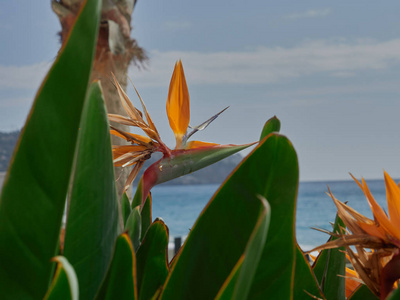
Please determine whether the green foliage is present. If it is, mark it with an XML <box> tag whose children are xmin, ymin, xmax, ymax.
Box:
<box><xmin>0</xmin><ymin>0</ymin><xmax>383</xmax><ymax>299</ymax></box>
<box><xmin>136</xmin><ymin>220</ymin><xmax>169</xmax><ymax>300</ymax></box>
<box><xmin>44</xmin><ymin>256</ymin><xmax>78</xmax><ymax>300</ymax></box>
<box><xmin>387</xmin><ymin>286</ymin><xmax>400</xmax><ymax>300</ymax></box>
<box><xmin>0</xmin><ymin>0</ymin><xmax>101</xmax><ymax>298</ymax></box>
<box><xmin>215</xmin><ymin>198</ymin><xmax>271</xmax><ymax>300</ymax></box>
<box><xmin>63</xmin><ymin>82</ymin><xmax>120</xmax><ymax>299</ymax></box>
<box><xmin>293</xmin><ymin>246</ymin><xmax>324</xmax><ymax>299</ymax></box>
<box><xmin>260</xmin><ymin>115</ymin><xmax>281</xmax><ymax>140</ymax></box>
<box><xmin>312</xmin><ymin>214</ymin><xmax>346</xmax><ymax>300</ymax></box>
<box><xmin>121</xmin><ymin>193</ymin><xmax>132</xmax><ymax>224</ymax></box>
<box><xmin>350</xmin><ymin>284</ymin><xmax>380</xmax><ymax>300</ymax></box>
<box><xmin>125</xmin><ymin>206</ymin><xmax>142</xmax><ymax>251</ymax></box>
<box><xmin>95</xmin><ymin>234</ymin><xmax>137</xmax><ymax>300</ymax></box>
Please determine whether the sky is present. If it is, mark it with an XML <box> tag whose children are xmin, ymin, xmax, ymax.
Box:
<box><xmin>1</xmin><ymin>1</ymin><xmax>400</xmax><ymax>181</ymax></box>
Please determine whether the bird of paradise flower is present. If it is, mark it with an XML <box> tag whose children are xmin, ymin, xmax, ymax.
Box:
<box><xmin>312</xmin><ymin>171</ymin><xmax>400</xmax><ymax>299</ymax></box>
<box><xmin>109</xmin><ymin>60</ymin><xmax>255</xmax><ymax>206</ymax></box>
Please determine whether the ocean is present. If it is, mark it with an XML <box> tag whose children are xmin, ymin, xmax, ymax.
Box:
<box><xmin>0</xmin><ymin>173</ymin><xmax>389</xmax><ymax>251</ymax></box>
<box><xmin>150</xmin><ymin>179</ymin><xmax>388</xmax><ymax>251</ymax></box>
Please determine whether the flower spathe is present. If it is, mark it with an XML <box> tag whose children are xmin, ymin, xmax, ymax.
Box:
<box><xmin>167</xmin><ymin>60</ymin><xmax>190</xmax><ymax>149</ymax></box>
<box><xmin>312</xmin><ymin>171</ymin><xmax>400</xmax><ymax>299</ymax></box>
<box><xmin>109</xmin><ymin>61</ymin><xmax>254</xmax><ymax>196</ymax></box>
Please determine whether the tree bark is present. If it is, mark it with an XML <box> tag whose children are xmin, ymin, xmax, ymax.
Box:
<box><xmin>52</xmin><ymin>0</ymin><xmax>147</xmax><ymax>199</ymax></box>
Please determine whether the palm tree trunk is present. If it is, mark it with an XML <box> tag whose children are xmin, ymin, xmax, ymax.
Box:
<box><xmin>52</xmin><ymin>0</ymin><xmax>147</xmax><ymax>199</ymax></box>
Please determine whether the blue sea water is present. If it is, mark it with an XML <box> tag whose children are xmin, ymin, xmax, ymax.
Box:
<box><xmin>150</xmin><ymin>180</ymin><xmax>389</xmax><ymax>251</ymax></box>
<box><xmin>0</xmin><ymin>174</ymin><xmax>390</xmax><ymax>252</ymax></box>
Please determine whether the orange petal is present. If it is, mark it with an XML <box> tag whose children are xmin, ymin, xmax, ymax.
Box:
<box><xmin>384</xmin><ymin>171</ymin><xmax>400</xmax><ymax>229</ymax></box>
<box><xmin>345</xmin><ymin>268</ymin><xmax>362</xmax><ymax>297</ymax></box>
<box><xmin>112</xmin><ymin>145</ymin><xmax>148</xmax><ymax>157</ymax></box>
<box><xmin>361</xmin><ymin>178</ymin><xmax>400</xmax><ymax>241</ymax></box>
<box><xmin>185</xmin><ymin>140</ymin><xmax>219</xmax><ymax>149</ymax></box>
<box><xmin>166</xmin><ymin>60</ymin><xmax>190</xmax><ymax>148</ymax></box>
<box><xmin>110</xmin><ymin>130</ymin><xmax>153</xmax><ymax>145</ymax></box>
<box><xmin>357</xmin><ymin>221</ymin><xmax>387</xmax><ymax>240</ymax></box>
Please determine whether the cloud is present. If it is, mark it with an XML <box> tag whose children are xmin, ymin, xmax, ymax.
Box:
<box><xmin>3</xmin><ymin>38</ymin><xmax>400</xmax><ymax>93</ymax></box>
<box><xmin>129</xmin><ymin>38</ymin><xmax>400</xmax><ymax>87</ymax></box>
<box><xmin>284</xmin><ymin>8</ymin><xmax>331</xmax><ymax>20</ymax></box>
<box><xmin>0</xmin><ymin>61</ymin><xmax>51</xmax><ymax>89</ymax></box>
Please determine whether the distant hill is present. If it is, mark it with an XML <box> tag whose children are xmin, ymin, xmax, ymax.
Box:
<box><xmin>0</xmin><ymin>130</ymin><xmax>244</xmax><ymax>184</ymax></box>
<box><xmin>0</xmin><ymin>131</ymin><xmax>20</xmax><ymax>172</ymax></box>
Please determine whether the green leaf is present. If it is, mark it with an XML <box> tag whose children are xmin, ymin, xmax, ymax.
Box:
<box><xmin>312</xmin><ymin>214</ymin><xmax>346</xmax><ymax>300</ymax></box>
<box><xmin>63</xmin><ymin>82</ymin><xmax>119</xmax><ymax>299</ymax></box>
<box><xmin>293</xmin><ymin>245</ymin><xmax>324</xmax><ymax>299</ymax></box>
<box><xmin>138</xmin><ymin>143</ymin><xmax>255</xmax><ymax>207</ymax></box>
<box><xmin>216</xmin><ymin>197</ymin><xmax>271</xmax><ymax>300</ymax></box>
<box><xmin>44</xmin><ymin>256</ymin><xmax>79</xmax><ymax>300</ymax></box>
<box><xmin>160</xmin><ymin>133</ymin><xmax>298</xmax><ymax>299</ymax></box>
<box><xmin>121</xmin><ymin>193</ymin><xmax>132</xmax><ymax>225</ymax></box>
<box><xmin>215</xmin><ymin>258</ymin><xmax>243</xmax><ymax>299</ymax></box>
<box><xmin>245</xmin><ymin>139</ymin><xmax>298</xmax><ymax>299</ymax></box>
<box><xmin>260</xmin><ymin>116</ymin><xmax>281</xmax><ymax>140</ymax></box>
<box><xmin>149</xmin><ymin>144</ymin><xmax>253</xmax><ymax>186</ymax></box>
<box><xmin>387</xmin><ymin>286</ymin><xmax>400</xmax><ymax>300</ymax></box>
<box><xmin>132</xmin><ymin>182</ymin><xmax>153</xmax><ymax>241</ymax></box>
<box><xmin>0</xmin><ymin>0</ymin><xmax>101</xmax><ymax>298</ymax></box>
<box><xmin>95</xmin><ymin>233</ymin><xmax>137</xmax><ymax>300</ymax></box>
<box><xmin>232</xmin><ymin>197</ymin><xmax>271</xmax><ymax>299</ymax></box>
<box><xmin>140</xmin><ymin>195</ymin><xmax>152</xmax><ymax>240</ymax></box>
<box><xmin>349</xmin><ymin>284</ymin><xmax>379</xmax><ymax>300</ymax></box>
<box><xmin>125</xmin><ymin>206</ymin><xmax>142</xmax><ymax>251</ymax></box>
<box><xmin>136</xmin><ymin>219</ymin><xmax>169</xmax><ymax>300</ymax></box>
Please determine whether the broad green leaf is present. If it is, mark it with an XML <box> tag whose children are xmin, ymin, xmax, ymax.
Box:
<box><xmin>215</xmin><ymin>258</ymin><xmax>243</xmax><ymax>299</ymax></box>
<box><xmin>132</xmin><ymin>182</ymin><xmax>152</xmax><ymax>241</ymax></box>
<box><xmin>349</xmin><ymin>284</ymin><xmax>379</xmax><ymax>300</ymax></box>
<box><xmin>216</xmin><ymin>197</ymin><xmax>271</xmax><ymax>300</ymax></box>
<box><xmin>293</xmin><ymin>246</ymin><xmax>324</xmax><ymax>299</ymax></box>
<box><xmin>44</xmin><ymin>256</ymin><xmax>78</xmax><ymax>300</ymax></box>
<box><xmin>232</xmin><ymin>197</ymin><xmax>270</xmax><ymax>299</ymax></box>
<box><xmin>95</xmin><ymin>233</ymin><xmax>137</xmax><ymax>300</ymax></box>
<box><xmin>313</xmin><ymin>214</ymin><xmax>346</xmax><ymax>300</ymax></box>
<box><xmin>387</xmin><ymin>286</ymin><xmax>400</xmax><ymax>300</ymax></box>
<box><xmin>160</xmin><ymin>133</ymin><xmax>298</xmax><ymax>299</ymax></box>
<box><xmin>136</xmin><ymin>219</ymin><xmax>169</xmax><ymax>300</ymax></box>
<box><xmin>140</xmin><ymin>194</ymin><xmax>152</xmax><ymax>241</ymax></box>
<box><xmin>220</xmin><ymin>245</ymin><xmax>325</xmax><ymax>300</ymax></box>
<box><xmin>150</xmin><ymin>144</ymin><xmax>254</xmax><ymax>186</ymax></box>
<box><xmin>132</xmin><ymin>180</ymin><xmax>144</xmax><ymax>209</ymax></box>
<box><xmin>125</xmin><ymin>206</ymin><xmax>142</xmax><ymax>251</ymax></box>
<box><xmin>260</xmin><ymin>116</ymin><xmax>281</xmax><ymax>140</ymax></box>
<box><xmin>0</xmin><ymin>0</ymin><xmax>101</xmax><ymax>298</ymax></box>
<box><xmin>246</xmin><ymin>138</ymin><xmax>298</xmax><ymax>299</ymax></box>
<box><xmin>121</xmin><ymin>193</ymin><xmax>132</xmax><ymax>225</ymax></box>
<box><xmin>63</xmin><ymin>82</ymin><xmax>119</xmax><ymax>299</ymax></box>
